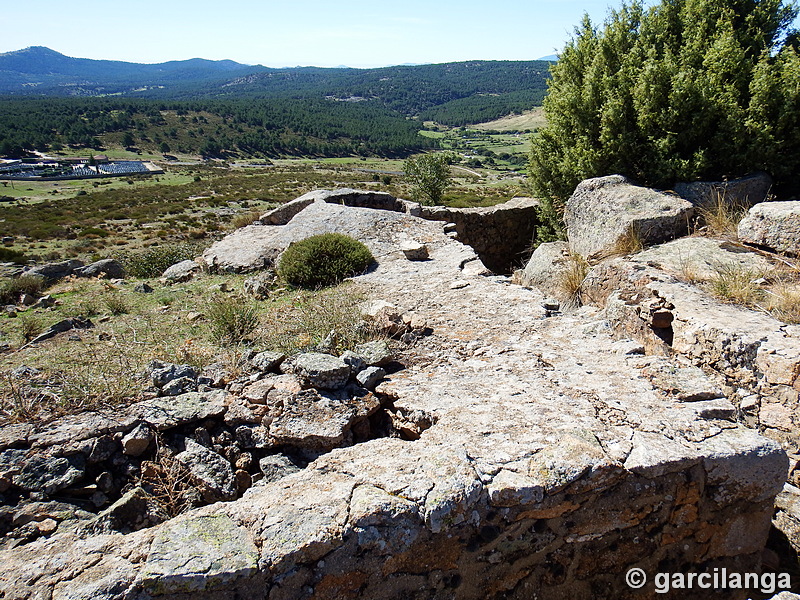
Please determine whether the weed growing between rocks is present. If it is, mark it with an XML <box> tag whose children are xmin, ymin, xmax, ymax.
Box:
<box><xmin>696</xmin><ymin>192</ymin><xmax>751</xmax><ymax>238</ymax></box>
<box><xmin>611</xmin><ymin>224</ymin><xmax>644</xmax><ymax>257</ymax></box>
<box><xmin>708</xmin><ymin>263</ymin><xmax>767</xmax><ymax>306</ymax></box>
<box><xmin>139</xmin><ymin>441</ymin><xmax>198</xmax><ymax>519</ymax></box>
<box><xmin>262</xmin><ymin>284</ymin><xmax>381</xmax><ymax>355</ymax></box>
<box><xmin>206</xmin><ymin>295</ymin><xmax>260</xmax><ymax>345</ymax></box>
<box><xmin>230</xmin><ymin>210</ymin><xmax>263</xmax><ymax>229</ymax></box>
<box><xmin>765</xmin><ymin>283</ymin><xmax>800</xmax><ymax>324</ymax></box>
<box><xmin>556</xmin><ymin>253</ymin><xmax>589</xmax><ymax>309</ymax></box>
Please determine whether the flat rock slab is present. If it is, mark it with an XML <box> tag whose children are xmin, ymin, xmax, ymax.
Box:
<box><xmin>129</xmin><ymin>391</ymin><xmax>228</xmax><ymax>431</ymax></box>
<box><xmin>632</xmin><ymin>236</ymin><xmax>774</xmax><ymax>281</ymax></box>
<box><xmin>137</xmin><ymin>514</ymin><xmax>258</xmax><ymax>595</ymax></box>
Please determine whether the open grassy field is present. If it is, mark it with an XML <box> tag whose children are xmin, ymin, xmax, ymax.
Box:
<box><xmin>472</xmin><ymin>108</ymin><xmax>547</xmax><ymax>132</ymax></box>
<box><xmin>0</xmin><ymin>158</ymin><xmax>527</xmax><ymax>266</ymax></box>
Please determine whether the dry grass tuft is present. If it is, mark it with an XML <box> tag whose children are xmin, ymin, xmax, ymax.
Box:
<box><xmin>556</xmin><ymin>253</ymin><xmax>589</xmax><ymax>308</ymax></box>
<box><xmin>230</xmin><ymin>210</ymin><xmax>263</xmax><ymax>229</ymax></box>
<box><xmin>707</xmin><ymin>262</ymin><xmax>766</xmax><ymax>306</ymax></box>
<box><xmin>139</xmin><ymin>441</ymin><xmax>198</xmax><ymax>518</ymax></box>
<box><xmin>696</xmin><ymin>192</ymin><xmax>750</xmax><ymax>238</ymax></box>
<box><xmin>262</xmin><ymin>284</ymin><xmax>380</xmax><ymax>355</ymax></box>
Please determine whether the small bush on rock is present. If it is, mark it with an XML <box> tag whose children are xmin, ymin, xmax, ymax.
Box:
<box><xmin>278</xmin><ymin>233</ymin><xmax>374</xmax><ymax>289</ymax></box>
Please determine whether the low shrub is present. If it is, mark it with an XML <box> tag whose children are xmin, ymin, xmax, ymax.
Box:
<box><xmin>206</xmin><ymin>295</ymin><xmax>260</xmax><ymax>345</ymax></box>
<box><xmin>0</xmin><ymin>247</ymin><xmax>27</xmax><ymax>264</ymax></box>
<box><xmin>0</xmin><ymin>275</ymin><xmax>48</xmax><ymax>305</ymax></box>
<box><xmin>18</xmin><ymin>313</ymin><xmax>44</xmax><ymax>344</ymax></box>
<box><xmin>103</xmin><ymin>293</ymin><xmax>129</xmax><ymax>316</ymax></box>
<box><xmin>117</xmin><ymin>242</ymin><xmax>206</xmax><ymax>278</ymax></box>
<box><xmin>278</xmin><ymin>233</ymin><xmax>374</xmax><ymax>289</ymax></box>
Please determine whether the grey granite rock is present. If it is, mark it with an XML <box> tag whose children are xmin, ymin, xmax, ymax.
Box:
<box><xmin>73</xmin><ymin>259</ymin><xmax>126</xmax><ymax>279</ymax></box>
<box><xmin>565</xmin><ymin>175</ymin><xmax>693</xmax><ymax>259</ymax></box>
<box><xmin>23</xmin><ymin>260</ymin><xmax>84</xmax><ymax>282</ymax></box>
<box><xmin>161</xmin><ymin>259</ymin><xmax>201</xmax><ymax>283</ymax></box>
<box><xmin>121</xmin><ymin>424</ymin><xmax>154</xmax><ymax>457</ymax></box>
<box><xmin>354</xmin><ymin>340</ymin><xmax>393</xmax><ymax>367</ymax></box>
<box><xmin>738</xmin><ymin>200</ymin><xmax>800</xmax><ymax>256</ymax></box>
<box><xmin>293</xmin><ymin>352</ymin><xmax>350</xmax><ymax>390</ymax></box>
<box><xmin>356</xmin><ymin>366</ymin><xmax>386</xmax><ymax>390</ymax></box>
<box><xmin>138</xmin><ymin>514</ymin><xmax>258</xmax><ymax>595</ymax></box>
<box><xmin>129</xmin><ymin>391</ymin><xmax>227</xmax><ymax>431</ymax></box>
<box><xmin>675</xmin><ymin>171</ymin><xmax>772</xmax><ymax>211</ymax></box>
<box><xmin>175</xmin><ymin>439</ymin><xmax>236</xmax><ymax>502</ymax></box>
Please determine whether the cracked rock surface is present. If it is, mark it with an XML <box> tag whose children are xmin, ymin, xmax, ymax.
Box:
<box><xmin>0</xmin><ymin>202</ymin><xmax>789</xmax><ymax>600</ymax></box>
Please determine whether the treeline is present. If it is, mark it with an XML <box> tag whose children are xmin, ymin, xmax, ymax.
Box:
<box><xmin>210</xmin><ymin>61</ymin><xmax>551</xmax><ymax>118</ymax></box>
<box><xmin>0</xmin><ymin>97</ymin><xmax>435</xmax><ymax>158</ymax></box>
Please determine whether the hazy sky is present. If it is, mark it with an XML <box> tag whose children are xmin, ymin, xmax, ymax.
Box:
<box><xmin>0</xmin><ymin>0</ymin><xmax>667</xmax><ymax>67</ymax></box>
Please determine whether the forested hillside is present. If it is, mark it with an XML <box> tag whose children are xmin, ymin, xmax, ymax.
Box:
<box><xmin>0</xmin><ymin>49</ymin><xmax>551</xmax><ymax>159</ymax></box>
<box><xmin>0</xmin><ymin>97</ymin><xmax>435</xmax><ymax>158</ymax></box>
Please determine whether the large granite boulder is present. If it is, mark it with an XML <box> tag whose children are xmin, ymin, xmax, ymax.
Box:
<box><xmin>514</xmin><ymin>240</ymin><xmax>571</xmax><ymax>294</ymax></box>
<box><xmin>738</xmin><ymin>200</ymin><xmax>800</xmax><ymax>256</ymax></box>
<box><xmin>674</xmin><ymin>171</ymin><xmax>772</xmax><ymax>211</ymax></box>
<box><xmin>565</xmin><ymin>175</ymin><xmax>693</xmax><ymax>259</ymax></box>
<box><xmin>73</xmin><ymin>259</ymin><xmax>126</xmax><ymax>279</ymax></box>
<box><xmin>23</xmin><ymin>260</ymin><xmax>84</xmax><ymax>282</ymax></box>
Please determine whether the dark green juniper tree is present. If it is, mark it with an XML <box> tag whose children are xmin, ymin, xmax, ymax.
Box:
<box><xmin>529</xmin><ymin>0</ymin><xmax>800</xmax><ymax>240</ymax></box>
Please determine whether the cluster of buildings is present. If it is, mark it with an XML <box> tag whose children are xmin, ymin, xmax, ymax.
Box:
<box><xmin>0</xmin><ymin>156</ymin><xmax>162</xmax><ymax>180</ymax></box>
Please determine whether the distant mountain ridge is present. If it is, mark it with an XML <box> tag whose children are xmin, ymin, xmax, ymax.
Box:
<box><xmin>0</xmin><ymin>46</ymin><xmax>266</xmax><ymax>94</ymax></box>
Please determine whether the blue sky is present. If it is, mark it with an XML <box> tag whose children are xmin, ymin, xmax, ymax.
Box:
<box><xmin>1</xmin><ymin>0</ymin><xmax>797</xmax><ymax>68</ymax></box>
<box><xmin>0</xmin><ymin>0</ymin><xmax>661</xmax><ymax>67</ymax></box>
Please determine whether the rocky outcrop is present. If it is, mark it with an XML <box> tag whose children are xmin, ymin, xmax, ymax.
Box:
<box><xmin>73</xmin><ymin>259</ymin><xmax>126</xmax><ymax>279</ymax></box>
<box><xmin>213</xmin><ymin>189</ymin><xmax>537</xmax><ymax>274</ymax></box>
<box><xmin>2</xmin><ymin>201</ymin><xmax>790</xmax><ymax>600</ymax></box>
<box><xmin>630</xmin><ymin>236</ymin><xmax>774</xmax><ymax>281</ymax></box>
<box><xmin>738</xmin><ymin>200</ymin><xmax>800</xmax><ymax>256</ymax></box>
<box><xmin>582</xmin><ymin>249</ymin><xmax>800</xmax><ymax>475</ymax></box>
<box><xmin>23</xmin><ymin>260</ymin><xmax>85</xmax><ymax>282</ymax></box>
<box><xmin>674</xmin><ymin>171</ymin><xmax>773</xmax><ymax>211</ymax></box>
<box><xmin>565</xmin><ymin>175</ymin><xmax>693</xmax><ymax>259</ymax></box>
<box><xmin>203</xmin><ymin>200</ymin><xmax>454</xmax><ymax>273</ymax></box>
<box><xmin>260</xmin><ymin>188</ymin><xmax>420</xmax><ymax>226</ymax></box>
<box><xmin>1</xmin><ymin>198</ymin><xmax>795</xmax><ymax>599</ymax></box>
